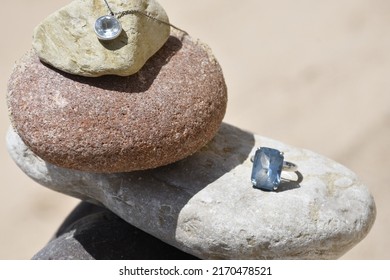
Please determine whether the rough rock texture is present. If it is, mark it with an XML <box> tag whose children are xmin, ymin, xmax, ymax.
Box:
<box><xmin>7</xmin><ymin>124</ymin><xmax>376</xmax><ymax>259</ymax></box>
<box><xmin>7</xmin><ymin>34</ymin><xmax>227</xmax><ymax>173</ymax></box>
<box><xmin>32</xmin><ymin>202</ymin><xmax>198</xmax><ymax>260</ymax></box>
<box><xmin>33</xmin><ymin>0</ymin><xmax>170</xmax><ymax>77</ymax></box>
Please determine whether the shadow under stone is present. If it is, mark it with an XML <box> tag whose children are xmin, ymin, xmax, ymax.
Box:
<box><xmin>32</xmin><ymin>202</ymin><xmax>198</xmax><ymax>260</ymax></box>
<box><xmin>41</xmin><ymin>35</ymin><xmax>183</xmax><ymax>93</ymax></box>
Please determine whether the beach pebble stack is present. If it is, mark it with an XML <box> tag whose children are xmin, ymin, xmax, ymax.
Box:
<box><xmin>6</xmin><ymin>0</ymin><xmax>375</xmax><ymax>259</ymax></box>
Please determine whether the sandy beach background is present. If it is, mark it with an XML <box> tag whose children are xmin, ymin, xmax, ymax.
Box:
<box><xmin>1</xmin><ymin>0</ymin><xmax>389</xmax><ymax>259</ymax></box>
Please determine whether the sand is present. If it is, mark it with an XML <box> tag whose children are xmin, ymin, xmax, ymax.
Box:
<box><xmin>1</xmin><ymin>0</ymin><xmax>389</xmax><ymax>259</ymax></box>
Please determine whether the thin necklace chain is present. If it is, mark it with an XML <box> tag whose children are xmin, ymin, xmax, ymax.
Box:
<box><xmin>102</xmin><ymin>0</ymin><xmax>187</xmax><ymax>34</ymax></box>
<box><xmin>103</xmin><ymin>0</ymin><xmax>115</xmax><ymax>15</ymax></box>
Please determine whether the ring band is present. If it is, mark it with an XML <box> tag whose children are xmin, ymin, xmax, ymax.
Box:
<box><xmin>282</xmin><ymin>161</ymin><xmax>298</xmax><ymax>172</ymax></box>
<box><xmin>251</xmin><ymin>147</ymin><xmax>298</xmax><ymax>191</ymax></box>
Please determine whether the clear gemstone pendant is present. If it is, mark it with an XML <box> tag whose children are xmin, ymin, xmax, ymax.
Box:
<box><xmin>94</xmin><ymin>15</ymin><xmax>122</xmax><ymax>41</ymax></box>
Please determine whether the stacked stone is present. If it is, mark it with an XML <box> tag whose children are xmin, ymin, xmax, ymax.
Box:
<box><xmin>6</xmin><ymin>0</ymin><xmax>376</xmax><ymax>259</ymax></box>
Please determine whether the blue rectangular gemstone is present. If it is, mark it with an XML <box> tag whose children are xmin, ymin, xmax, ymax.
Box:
<box><xmin>251</xmin><ymin>147</ymin><xmax>284</xmax><ymax>191</ymax></box>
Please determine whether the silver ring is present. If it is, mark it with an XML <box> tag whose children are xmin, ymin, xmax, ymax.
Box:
<box><xmin>251</xmin><ymin>147</ymin><xmax>299</xmax><ymax>191</ymax></box>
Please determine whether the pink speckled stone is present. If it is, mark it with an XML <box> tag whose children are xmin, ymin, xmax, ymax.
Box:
<box><xmin>7</xmin><ymin>34</ymin><xmax>227</xmax><ymax>173</ymax></box>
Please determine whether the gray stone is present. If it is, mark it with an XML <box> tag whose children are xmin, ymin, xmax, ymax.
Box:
<box><xmin>7</xmin><ymin>124</ymin><xmax>376</xmax><ymax>259</ymax></box>
<box><xmin>33</xmin><ymin>202</ymin><xmax>197</xmax><ymax>260</ymax></box>
<box><xmin>32</xmin><ymin>0</ymin><xmax>170</xmax><ymax>77</ymax></box>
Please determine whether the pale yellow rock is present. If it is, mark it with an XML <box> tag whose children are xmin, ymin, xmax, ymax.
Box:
<box><xmin>32</xmin><ymin>0</ymin><xmax>170</xmax><ymax>77</ymax></box>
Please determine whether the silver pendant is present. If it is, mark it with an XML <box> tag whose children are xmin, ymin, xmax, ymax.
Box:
<box><xmin>94</xmin><ymin>15</ymin><xmax>122</xmax><ymax>41</ymax></box>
